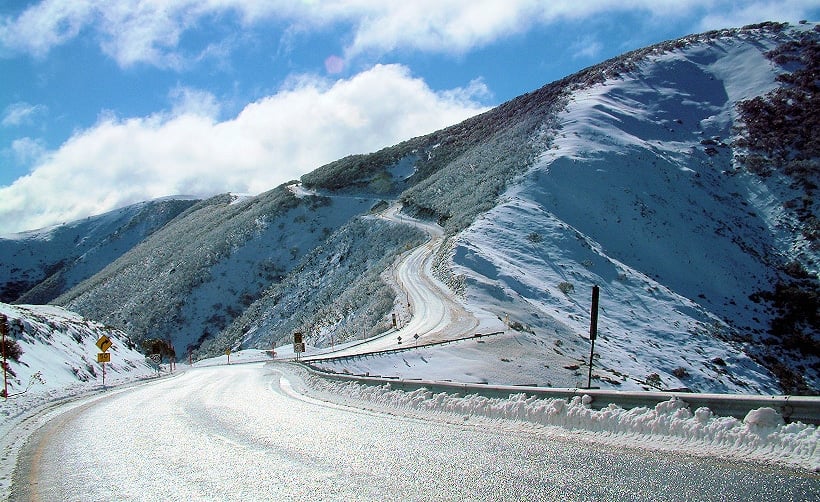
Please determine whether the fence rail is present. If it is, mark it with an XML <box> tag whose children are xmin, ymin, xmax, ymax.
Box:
<box><xmin>299</xmin><ymin>364</ymin><xmax>820</xmax><ymax>425</ymax></box>
<box><xmin>301</xmin><ymin>331</ymin><xmax>505</xmax><ymax>365</ymax></box>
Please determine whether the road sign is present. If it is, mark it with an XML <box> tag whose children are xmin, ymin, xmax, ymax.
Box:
<box><xmin>97</xmin><ymin>352</ymin><xmax>111</xmax><ymax>363</ymax></box>
<box><xmin>96</xmin><ymin>335</ymin><xmax>113</xmax><ymax>352</ymax></box>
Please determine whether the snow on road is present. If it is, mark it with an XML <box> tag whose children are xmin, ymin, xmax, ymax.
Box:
<box><xmin>311</xmin><ymin>203</ymin><xmax>496</xmax><ymax>359</ymax></box>
<box><xmin>10</xmin><ymin>362</ymin><xmax>818</xmax><ymax>500</ymax></box>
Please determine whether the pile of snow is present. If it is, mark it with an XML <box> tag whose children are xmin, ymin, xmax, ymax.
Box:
<box><xmin>303</xmin><ymin>374</ymin><xmax>819</xmax><ymax>471</ymax></box>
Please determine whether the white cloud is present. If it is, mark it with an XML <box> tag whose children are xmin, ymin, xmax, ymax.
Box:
<box><xmin>697</xmin><ymin>1</ymin><xmax>820</xmax><ymax>31</ymax></box>
<box><xmin>168</xmin><ymin>86</ymin><xmax>222</xmax><ymax>118</ymax></box>
<box><xmin>0</xmin><ymin>64</ymin><xmax>489</xmax><ymax>234</ymax></box>
<box><xmin>0</xmin><ymin>0</ymin><xmax>94</xmax><ymax>58</ymax></box>
<box><xmin>9</xmin><ymin>137</ymin><xmax>47</xmax><ymax>166</ymax></box>
<box><xmin>4</xmin><ymin>1</ymin><xmax>818</xmax><ymax>68</ymax></box>
<box><xmin>2</xmin><ymin>102</ymin><xmax>48</xmax><ymax>127</ymax></box>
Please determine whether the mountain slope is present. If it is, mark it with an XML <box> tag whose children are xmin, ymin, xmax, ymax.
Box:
<box><xmin>446</xmin><ymin>22</ymin><xmax>819</xmax><ymax>394</ymax></box>
<box><xmin>0</xmin><ymin>197</ymin><xmax>199</xmax><ymax>304</ymax></box>
<box><xmin>15</xmin><ymin>22</ymin><xmax>816</xmax><ymax>395</ymax></box>
<box><xmin>203</xmin><ymin>213</ymin><xmax>426</xmax><ymax>356</ymax></box>
<box><xmin>55</xmin><ymin>186</ymin><xmax>386</xmax><ymax>353</ymax></box>
<box><xmin>0</xmin><ymin>302</ymin><xmax>154</xmax><ymax>403</ymax></box>
<box><xmin>301</xmin><ymin>22</ymin><xmax>818</xmax><ymax>394</ymax></box>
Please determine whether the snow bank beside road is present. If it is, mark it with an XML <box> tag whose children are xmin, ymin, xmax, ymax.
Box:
<box><xmin>305</xmin><ymin>375</ymin><xmax>819</xmax><ymax>472</ymax></box>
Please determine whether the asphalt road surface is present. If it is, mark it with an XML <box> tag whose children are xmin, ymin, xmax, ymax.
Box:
<box><xmin>11</xmin><ymin>362</ymin><xmax>818</xmax><ymax>501</ymax></box>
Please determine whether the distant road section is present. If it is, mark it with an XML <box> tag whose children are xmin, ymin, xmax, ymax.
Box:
<box><xmin>317</xmin><ymin>203</ymin><xmax>481</xmax><ymax>357</ymax></box>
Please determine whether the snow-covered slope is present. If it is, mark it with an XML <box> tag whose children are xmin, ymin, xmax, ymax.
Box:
<box><xmin>0</xmin><ymin>197</ymin><xmax>199</xmax><ymax>304</ymax></box>
<box><xmin>0</xmin><ymin>302</ymin><xmax>154</xmax><ymax>410</ymax></box>
<box><xmin>446</xmin><ymin>24</ymin><xmax>818</xmax><ymax>394</ymax></box>
<box><xmin>56</xmin><ymin>186</ymin><xmax>387</xmax><ymax>353</ymax></box>
<box><xmin>315</xmin><ymin>23</ymin><xmax>818</xmax><ymax>395</ymax></box>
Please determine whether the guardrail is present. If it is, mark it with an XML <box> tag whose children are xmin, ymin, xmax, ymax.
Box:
<box><xmin>299</xmin><ymin>365</ymin><xmax>820</xmax><ymax>425</ymax></box>
<box><xmin>301</xmin><ymin>331</ymin><xmax>505</xmax><ymax>365</ymax></box>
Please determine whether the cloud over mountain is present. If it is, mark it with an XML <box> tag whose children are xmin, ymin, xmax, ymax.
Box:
<box><xmin>0</xmin><ymin>64</ymin><xmax>488</xmax><ymax>234</ymax></box>
<box><xmin>3</xmin><ymin>1</ymin><xmax>817</xmax><ymax>67</ymax></box>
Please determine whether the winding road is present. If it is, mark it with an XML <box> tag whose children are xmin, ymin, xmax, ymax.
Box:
<box><xmin>12</xmin><ymin>362</ymin><xmax>817</xmax><ymax>501</ymax></box>
<box><xmin>309</xmin><ymin>203</ymin><xmax>482</xmax><ymax>358</ymax></box>
<box><xmin>8</xmin><ymin>205</ymin><xmax>818</xmax><ymax>500</ymax></box>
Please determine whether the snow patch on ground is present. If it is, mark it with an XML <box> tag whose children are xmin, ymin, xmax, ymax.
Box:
<box><xmin>301</xmin><ymin>372</ymin><xmax>819</xmax><ymax>472</ymax></box>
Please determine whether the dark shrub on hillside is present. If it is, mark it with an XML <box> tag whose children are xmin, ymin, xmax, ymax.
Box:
<box><xmin>1</xmin><ymin>338</ymin><xmax>23</xmax><ymax>362</ymax></box>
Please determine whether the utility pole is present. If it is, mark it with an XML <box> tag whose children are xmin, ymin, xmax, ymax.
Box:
<box><xmin>587</xmin><ymin>285</ymin><xmax>600</xmax><ymax>389</ymax></box>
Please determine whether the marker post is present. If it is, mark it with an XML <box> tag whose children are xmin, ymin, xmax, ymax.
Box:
<box><xmin>587</xmin><ymin>285</ymin><xmax>599</xmax><ymax>389</ymax></box>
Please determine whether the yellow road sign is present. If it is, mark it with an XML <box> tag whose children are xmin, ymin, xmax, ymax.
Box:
<box><xmin>97</xmin><ymin>352</ymin><xmax>111</xmax><ymax>363</ymax></box>
<box><xmin>96</xmin><ymin>335</ymin><xmax>113</xmax><ymax>352</ymax></box>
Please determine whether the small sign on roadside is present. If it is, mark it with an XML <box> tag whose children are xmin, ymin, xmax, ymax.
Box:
<box><xmin>96</xmin><ymin>335</ymin><xmax>113</xmax><ymax>352</ymax></box>
<box><xmin>97</xmin><ymin>352</ymin><xmax>111</xmax><ymax>363</ymax></box>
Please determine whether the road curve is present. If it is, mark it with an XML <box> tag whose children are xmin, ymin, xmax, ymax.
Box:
<box><xmin>314</xmin><ymin>204</ymin><xmax>480</xmax><ymax>358</ymax></box>
<box><xmin>12</xmin><ymin>363</ymin><xmax>816</xmax><ymax>501</ymax></box>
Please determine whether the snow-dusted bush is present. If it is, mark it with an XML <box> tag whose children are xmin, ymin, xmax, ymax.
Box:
<box><xmin>733</xmin><ymin>28</ymin><xmax>820</xmax><ymax>393</ymax></box>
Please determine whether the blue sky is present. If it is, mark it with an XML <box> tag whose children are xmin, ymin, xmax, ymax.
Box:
<box><xmin>1</xmin><ymin>1</ymin><xmax>818</xmax><ymax>234</ymax></box>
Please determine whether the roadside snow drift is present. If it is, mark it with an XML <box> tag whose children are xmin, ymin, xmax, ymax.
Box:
<box><xmin>303</xmin><ymin>374</ymin><xmax>819</xmax><ymax>472</ymax></box>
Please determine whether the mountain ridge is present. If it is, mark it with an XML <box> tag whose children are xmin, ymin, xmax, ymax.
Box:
<box><xmin>0</xmin><ymin>21</ymin><xmax>816</xmax><ymax>394</ymax></box>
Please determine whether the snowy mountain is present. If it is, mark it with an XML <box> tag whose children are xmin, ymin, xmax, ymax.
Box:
<box><xmin>0</xmin><ymin>197</ymin><xmax>199</xmax><ymax>304</ymax></box>
<box><xmin>447</xmin><ymin>23</ymin><xmax>819</xmax><ymax>395</ymax></box>
<box><xmin>53</xmin><ymin>187</ymin><xmax>394</xmax><ymax>355</ymax></box>
<box><xmin>302</xmin><ymin>22</ymin><xmax>819</xmax><ymax>395</ymax></box>
<box><xmin>0</xmin><ymin>22</ymin><xmax>816</xmax><ymax>396</ymax></box>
